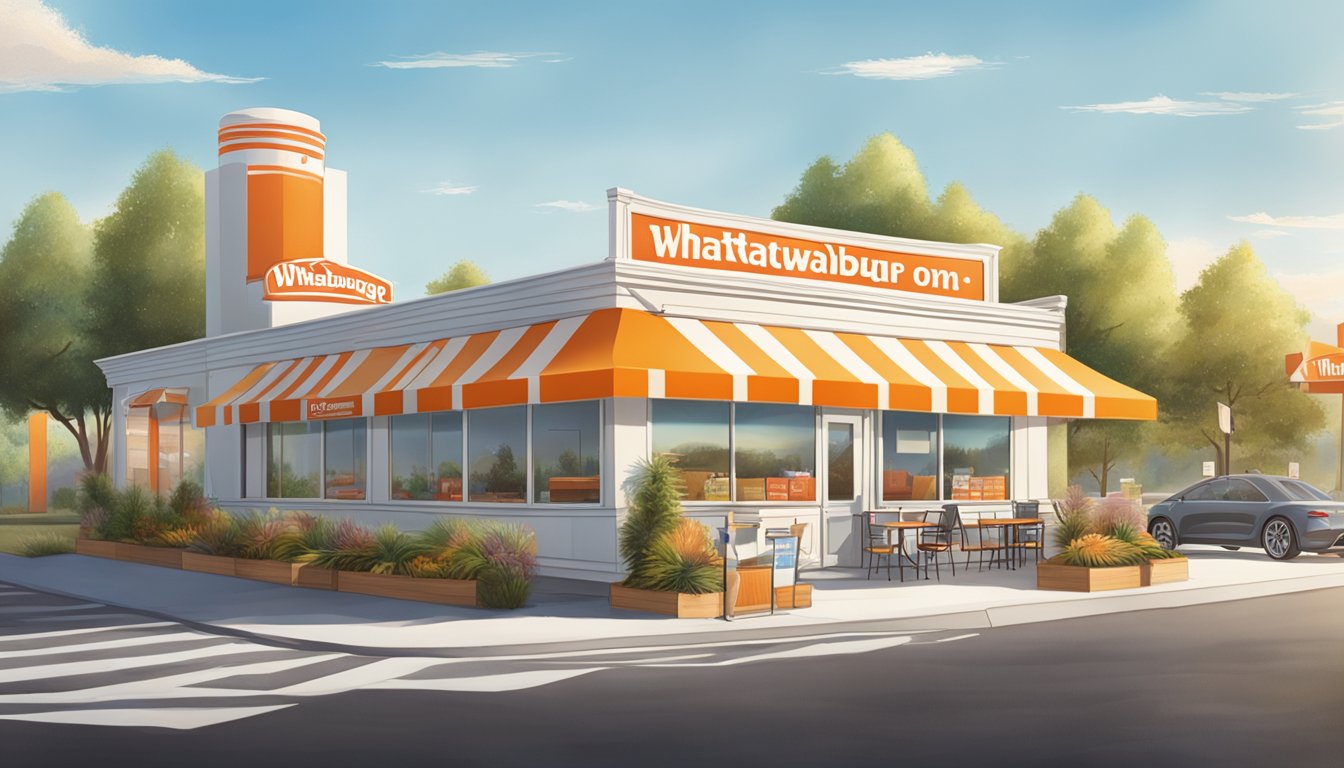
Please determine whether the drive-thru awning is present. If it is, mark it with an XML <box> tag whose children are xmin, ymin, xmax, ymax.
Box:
<box><xmin>194</xmin><ymin>307</ymin><xmax>1156</xmax><ymax>426</ymax></box>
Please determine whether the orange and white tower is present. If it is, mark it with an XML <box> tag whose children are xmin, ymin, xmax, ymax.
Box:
<box><xmin>205</xmin><ymin>107</ymin><xmax>355</xmax><ymax>335</ymax></box>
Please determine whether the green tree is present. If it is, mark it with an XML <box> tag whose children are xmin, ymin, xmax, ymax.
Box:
<box><xmin>85</xmin><ymin>150</ymin><xmax>205</xmax><ymax>360</ymax></box>
<box><xmin>772</xmin><ymin>134</ymin><xmax>1020</xmax><ymax>253</ymax></box>
<box><xmin>1163</xmin><ymin>243</ymin><xmax>1325</xmax><ymax>473</ymax></box>
<box><xmin>1007</xmin><ymin>198</ymin><xmax>1180</xmax><ymax>492</ymax></box>
<box><xmin>0</xmin><ymin>193</ymin><xmax>111</xmax><ymax>473</ymax></box>
<box><xmin>425</xmin><ymin>260</ymin><xmax>490</xmax><ymax>295</ymax></box>
<box><xmin>618</xmin><ymin>455</ymin><xmax>685</xmax><ymax>587</ymax></box>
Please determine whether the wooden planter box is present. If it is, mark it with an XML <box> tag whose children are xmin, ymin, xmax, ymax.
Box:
<box><xmin>1140</xmin><ymin>557</ymin><xmax>1189</xmax><ymax>586</ymax></box>
<box><xmin>181</xmin><ymin>552</ymin><xmax>237</xmax><ymax>576</ymax></box>
<box><xmin>1037</xmin><ymin>561</ymin><xmax>1142</xmax><ymax>592</ymax></box>
<box><xmin>74</xmin><ymin>538</ymin><xmax>117</xmax><ymax>559</ymax></box>
<box><xmin>115</xmin><ymin>542</ymin><xmax>183</xmax><ymax>569</ymax></box>
<box><xmin>234</xmin><ymin>559</ymin><xmax>303</xmax><ymax>586</ymax></box>
<box><xmin>610</xmin><ymin>579</ymin><xmax>815</xmax><ymax>618</ymax></box>
<box><xmin>294</xmin><ymin>565</ymin><xmax>337</xmax><ymax>590</ymax></box>
<box><xmin>337</xmin><ymin>571</ymin><xmax>477</xmax><ymax>607</ymax></box>
<box><xmin>610</xmin><ymin>583</ymin><xmax>723</xmax><ymax>618</ymax></box>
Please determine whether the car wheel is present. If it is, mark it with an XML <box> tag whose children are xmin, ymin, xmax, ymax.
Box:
<box><xmin>1149</xmin><ymin>518</ymin><xmax>1177</xmax><ymax>550</ymax></box>
<box><xmin>1261</xmin><ymin>517</ymin><xmax>1301</xmax><ymax>561</ymax></box>
<box><xmin>1221</xmin><ymin>546</ymin><xmax>1241</xmax><ymax>551</ymax></box>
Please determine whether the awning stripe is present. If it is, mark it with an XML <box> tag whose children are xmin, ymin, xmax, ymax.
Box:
<box><xmin>194</xmin><ymin>307</ymin><xmax>1156</xmax><ymax>425</ymax></box>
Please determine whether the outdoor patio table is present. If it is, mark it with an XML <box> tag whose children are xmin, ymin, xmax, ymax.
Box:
<box><xmin>874</xmin><ymin>520</ymin><xmax>938</xmax><ymax>581</ymax></box>
<box><xmin>965</xmin><ymin>518</ymin><xmax>1042</xmax><ymax>570</ymax></box>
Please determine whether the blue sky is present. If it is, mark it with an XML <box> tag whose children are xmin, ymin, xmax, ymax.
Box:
<box><xmin>2</xmin><ymin>0</ymin><xmax>1342</xmax><ymax>338</ymax></box>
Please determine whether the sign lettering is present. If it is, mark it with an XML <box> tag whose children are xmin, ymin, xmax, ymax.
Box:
<box><xmin>630</xmin><ymin>212</ymin><xmax>985</xmax><ymax>300</ymax></box>
<box><xmin>265</xmin><ymin>259</ymin><xmax>393</xmax><ymax>305</ymax></box>
<box><xmin>306</xmin><ymin>396</ymin><xmax>361</xmax><ymax>420</ymax></box>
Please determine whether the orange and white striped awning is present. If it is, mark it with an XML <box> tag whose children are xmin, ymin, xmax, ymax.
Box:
<box><xmin>129</xmin><ymin>388</ymin><xmax>189</xmax><ymax>408</ymax></box>
<box><xmin>195</xmin><ymin>308</ymin><xmax>1155</xmax><ymax>427</ymax></box>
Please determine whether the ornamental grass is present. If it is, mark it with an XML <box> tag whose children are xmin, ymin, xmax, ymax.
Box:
<box><xmin>1056</xmin><ymin>533</ymin><xmax>1148</xmax><ymax>568</ymax></box>
<box><xmin>637</xmin><ymin>518</ymin><xmax>723</xmax><ymax>595</ymax></box>
<box><xmin>18</xmin><ymin>532</ymin><xmax>76</xmax><ymax>557</ymax></box>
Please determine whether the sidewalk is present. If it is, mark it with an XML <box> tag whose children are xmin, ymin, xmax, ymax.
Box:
<box><xmin>2</xmin><ymin>548</ymin><xmax>1343</xmax><ymax>655</ymax></box>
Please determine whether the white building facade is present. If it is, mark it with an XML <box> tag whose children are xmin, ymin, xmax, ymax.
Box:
<box><xmin>97</xmin><ymin>110</ymin><xmax>1155</xmax><ymax>582</ymax></box>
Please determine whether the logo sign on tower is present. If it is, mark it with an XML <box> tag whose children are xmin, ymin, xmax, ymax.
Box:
<box><xmin>264</xmin><ymin>259</ymin><xmax>393</xmax><ymax>305</ymax></box>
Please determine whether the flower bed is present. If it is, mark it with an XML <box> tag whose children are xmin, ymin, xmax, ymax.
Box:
<box><xmin>73</xmin><ymin>475</ymin><xmax>536</xmax><ymax>609</ymax></box>
<box><xmin>1040</xmin><ymin>487</ymin><xmax>1188</xmax><ymax>593</ymax></box>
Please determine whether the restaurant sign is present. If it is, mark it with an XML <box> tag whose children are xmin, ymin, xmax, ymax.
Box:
<box><xmin>1306</xmin><ymin>352</ymin><xmax>1344</xmax><ymax>380</ymax></box>
<box><xmin>629</xmin><ymin>212</ymin><xmax>987</xmax><ymax>300</ymax></box>
<box><xmin>306</xmin><ymin>396</ymin><xmax>361</xmax><ymax>420</ymax></box>
<box><xmin>264</xmin><ymin>259</ymin><xmax>393</xmax><ymax>305</ymax></box>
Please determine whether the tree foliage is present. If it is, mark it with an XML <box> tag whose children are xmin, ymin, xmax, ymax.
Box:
<box><xmin>1162</xmin><ymin>243</ymin><xmax>1324</xmax><ymax>473</ymax></box>
<box><xmin>425</xmin><ymin>260</ymin><xmax>490</xmax><ymax>295</ymax></box>
<box><xmin>86</xmin><ymin>150</ymin><xmax>205</xmax><ymax>360</ymax></box>
<box><xmin>0</xmin><ymin>193</ymin><xmax>110</xmax><ymax>472</ymax></box>
<box><xmin>618</xmin><ymin>455</ymin><xmax>685</xmax><ymax>587</ymax></box>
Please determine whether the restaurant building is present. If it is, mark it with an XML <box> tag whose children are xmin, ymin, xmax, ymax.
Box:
<box><xmin>96</xmin><ymin>108</ymin><xmax>1156</xmax><ymax>581</ymax></box>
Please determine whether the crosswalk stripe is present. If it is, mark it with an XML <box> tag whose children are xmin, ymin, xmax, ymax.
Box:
<box><xmin>649</xmin><ymin>636</ymin><xmax>914</xmax><ymax>667</ymax></box>
<box><xmin>0</xmin><ymin>704</ymin><xmax>296</xmax><ymax>730</ymax></box>
<box><xmin>0</xmin><ymin>654</ymin><xmax>347</xmax><ymax>705</ymax></box>
<box><xmin>0</xmin><ymin>603</ymin><xmax>106</xmax><ymax>615</ymax></box>
<box><xmin>0</xmin><ymin>622</ymin><xmax>174</xmax><ymax>644</ymax></box>
<box><xmin>0</xmin><ymin>643</ymin><xmax>272</xmax><ymax>684</ymax></box>
<box><xmin>0</xmin><ymin>632</ymin><xmax>207</xmax><ymax>660</ymax></box>
<box><xmin>369</xmin><ymin>667</ymin><xmax>606</xmax><ymax>693</ymax></box>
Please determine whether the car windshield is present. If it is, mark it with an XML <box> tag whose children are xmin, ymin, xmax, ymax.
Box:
<box><xmin>1276</xmin><ymin>479</ymin><xmax>1331</xmax><ymax>502</ymax></box>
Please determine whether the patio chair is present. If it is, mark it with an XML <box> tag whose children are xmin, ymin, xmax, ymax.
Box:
<box><xmin>863</xmin><ymin>512</ymin><xmax>898</xmax><ymax>581</ymax></box>
<box><xmin>1011</xmin><ymin>500</ymin><xmax>1044</xmax><ymax>565</ymax></box>
<box><xmin>916</xmin><ymin>505</ymin><xmax>960</xmax><ymax>581</ymax></box>
<box><xmin>959</xmin><ymin>510</ymin><xmax>1003</xmax><ymax>572</ymax></box>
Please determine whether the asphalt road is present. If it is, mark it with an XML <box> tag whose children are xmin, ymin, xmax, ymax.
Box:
<box><xmin>1</xmin><ymin>580</ymin><xmax>1341</xmax><ymax>767</ymax></box>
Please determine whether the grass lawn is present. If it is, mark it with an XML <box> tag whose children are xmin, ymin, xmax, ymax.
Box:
<box><xmin>0</xmin><ymin>523</ymin><xmax>79</xmax><ymax>556</ymax></box>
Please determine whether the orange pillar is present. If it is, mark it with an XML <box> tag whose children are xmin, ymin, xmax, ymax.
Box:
<box><xmin>147</xmin><ymin>408</ymin><xmax>159</xmax><ymax>495</ymax></box>
<box><xmin>27</xmin><ymin>413</ymin><xmax>47</xmax><ymax>513</ymax></box>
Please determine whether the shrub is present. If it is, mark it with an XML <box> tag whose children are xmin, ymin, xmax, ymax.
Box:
<box><xmin>1055</xmin><ymin>485</ymin><xmax>1094</xmax><ymax>523</ymax></box>
<box><xmin>104</xmin><ymin>485</ymin><xmax>155</xmax><ymax>542</ymax></box>
<box><xmin>1056</xmin><ymin>534</ymin><xmax>1147</xmax><ymax>567</ymax></box>
<box><xmin>1135</xmin><ymin>532</ymin><xmax>1184</xmax><ymax>559</ymax></box>
<box><xmin>306</xmin><ymin>519</ymin><xmax>380</xmax><ymax>572</ymax></box>
<box><xmin>637</xmin><ymin>519</ymin><xmax>723</xmax><ymax>595</ymax></box>
<box><xmin>273</xmin><ymin>514</ymin><xmax>336</xmax><ymax>562</ymax></box>
<box><xmin>364</xmin><ymin>524</ymin><xmax>429</xmax><ymax>575</ymax></box>
<box><xmin>1093</xmin><ymin>495</ymin><xmax>1146</xmax><ymax>538</ymax></box>
<box><xmin>240</xmin><ymin>514</ymin><xmax>303</xmax><ymax>561</ymax></box>
<box><xmin>50</xmin><ymin>487</ymin><xmax>78</xmax><ymax>510</ymax></box>
<box><xmin>77</xmin><ymin>473</ymin><xmax>118</xmax><ymax>539</ymax></box>
<box><xmin>19</xmin><ymin>532</ymin><xmax>76</xmax><ymax>557</ymax></box>
<box><xmin>1053</xmin><ymin>509</ymin><xmax>1091</xmax><ymax>550</ymax></box>
<box><xmin>167</xmin><ymin>479</ymin><xmax>211</xmax><ymax>527</ymax></box>
<box><xmin>619</xmin><ymin>456</ymin><xmax>685</xmax><ymax>588</ymax></box>
<box><xmin>153</xmin><ymin>528</ymin><xmax>196</xmax><ymax>549</ymax></box>
<box><xmin>445</xmin><ymin>521</ymin><xmax>537</xmax><ymax>609</ymax></box>
<box><xmin>189</xmin><ymin>510</ymin><xmax>246</xmax><ymax>557</ymax></box>
<box><xmin>1106</xmin><ymin>520</ymin><xmax>1142</xmax><ymax>546</ymax></box>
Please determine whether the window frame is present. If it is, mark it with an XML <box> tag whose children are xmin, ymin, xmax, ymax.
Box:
<box><xmin>259</xmin><ymin>418</ymin><xmax>369</xmax><ymax>502</ymax></box>
<box><xmin>875</xmin><ymin>411</ymin><xmax>1015</xmax><ymax>508</ymax></box>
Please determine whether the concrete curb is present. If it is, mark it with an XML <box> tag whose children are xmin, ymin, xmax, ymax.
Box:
<box><xmin>3</xmin><ymin>554</ymin><xmax>1343</xmax><ymax>656</ymax></box>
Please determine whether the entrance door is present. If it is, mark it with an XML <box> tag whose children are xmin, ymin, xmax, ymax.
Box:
<box><xmin>820</xmin><ymin>414</ymin><xmax>864</xmax><ymax>567</ymax></box>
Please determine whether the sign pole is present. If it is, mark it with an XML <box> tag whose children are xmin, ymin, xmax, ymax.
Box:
<box><xmin>1217</xmin><ymin>402</ymin><xmax>1234</xmax><ymax>476</ymax></box>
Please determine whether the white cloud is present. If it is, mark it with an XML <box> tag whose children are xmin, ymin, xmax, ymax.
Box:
<box><xmin>1295</xmin><ymin>101</ymin><xmax>1344</xmax><ymax>130</ymax></box>
<box><xmin>826</xmin><ymin>53</ymin><xmax>987</xmax><ymax>81</ymax></box>
<box><xmin>0</xmin><ymin>0</ymin><xmax>259</xmax><ymax>93</ymax></box>
<box><xmin>1201</xmin><ymin>91</ymin><xmax>1297</xmax><ymax>102</ymax></box>
<box><xmin>1063</xmin><ymin>94</ymin><xmax>1253</xmax><ymax>117</ymax></box>
<box><xmin>1252</xmin><ymin>229</ymin><xmax>1291</xmax><ymax>239</ymax></box>
<box><xmin>1227</xmin><ymin>211</ymin><xmax>1344</xmax><ymax>230</ymax></box>
<box><xmin>1167</xmin><ymin>236</ymin><xmax>1223</xmax><ymax>292</ymax></box>
<box><xmin>422</xmin><ymin>181</ymin><xmax>477</xmax><ymax>196</ymax></box>
<box><xmin>374</xmin><ymin>51</ymin><xmax>560</xmax><ymax>70</ymax></box>
<box><xmin>534</xmin><ymin>200</ymin><xmax>600</xmax><ymax>213</ymax></box>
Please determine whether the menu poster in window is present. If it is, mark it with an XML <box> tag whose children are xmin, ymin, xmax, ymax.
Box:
<box><xmin>951</xmin><ymin>467</ymin><xmax>974</xmax><ymax>501</ymax></box>
<box><xmin>895</xmin><ymin>430</ymin><xmax>932</xmax><ymax>454</ymax></box>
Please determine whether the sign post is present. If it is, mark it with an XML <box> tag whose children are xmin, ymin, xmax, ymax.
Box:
<box><xmin>1217</xmin><ymin>402</ymin><xmax>1234</xmax><ymax>475</ymax></box>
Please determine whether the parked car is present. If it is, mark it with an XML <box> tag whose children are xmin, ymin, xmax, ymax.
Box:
<box><xmin>1147</xmin><ymin>475</ymin><xmax>1344</xmax><ymax>560</ymax></box>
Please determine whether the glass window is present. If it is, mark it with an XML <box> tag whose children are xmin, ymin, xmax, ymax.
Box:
<box><xmin>1185</xmin><ymin>480</ymin><xmax>1223</xmax><ymax>501</ymax></box>
<box><xmin>390</xmin><ymin>413</ymin><xmax>432</xmax><ymax>500</ymax></box>
<box><xmin>881</xmin><ymin>412</ymin><xmax>938</xmax><ymax>501</ymax></box>
<box><xmin>267</xmin><ymin>422</ymin><xmax>321</xmax><ymax>498</ymax></box>
<box><xmin>735</xmin><ymin>403</ymin><xmax>816</xmax><ymax>502</ymax></box>
<box><xmin>1278</xmin><ymin>479</ymin><xmax>1330</xmax><ymax>502</ymax></box>
<box><xmin>826</xmin><ymin>423</ymin><xmax>855</xmax><ymax>502</ymax></box>
<box><xmin>533</xmin><ymin>401</ymin><xmax>601</xmax><ymax>504</ymax></box>
<box><xmin>323</xmin><ymin>419</ymin><xmax>367</xmax><ymax>500</ymax></box>
<box><xmin>125</xmin><ymin>407</ymin><xmax>150</xmax><ymax>488</ymax></box>
<box><xmin>468</xmin><ymin>406</ymin><xmax>527</xmax><ymax>503</ymax></box>
<box><xmin>431</xmin><ymin>412</ymin><xmax>464</xmax><ymax>501</ymax></box>
<box><xmin>651</xmin><ymin>400</ymin><xmax>730</xmax><ymax>501</ymax></box>
<box><xmin>943</xmin><ymin>415</ymin><xmax>1010</xmax><ymax>501</ymax></box>
<box><xmin>390</xmin><ymin>412</ymin><xmax>464</xmax><ymax>502</ymax></box>
<box><xmin>1224</xmin><ymin>479</ymin><xmax>1268</xmax><ymax>502</ymax></box>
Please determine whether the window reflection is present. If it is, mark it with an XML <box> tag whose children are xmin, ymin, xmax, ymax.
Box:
<box><xmin>942</xmin><ymin>415</ymin><xmax>1010</xmax><ymax>501</ymax></box>
<box><xmin>881</xmin><ymin>412</ymin><xmax>938</xmax><ymax>501</ymax></box>
<box><xmin>651</xmin><ymin>400</ymin><xmax>730</xmax><ymax>501</ymax></box>
<box><xmin>735</xmin><ymin>403</ymin><xmax>816</xmax><ymax>502</ymax></box>
<box><xmin>533</xmin><ymin>401</ymin><xmax>600</xmax><ymax>503</ymax></box>
<box><xmin>468</xmin><ymin>406</ymin><xmax>527</xmax><ymax>503</ymax></box>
